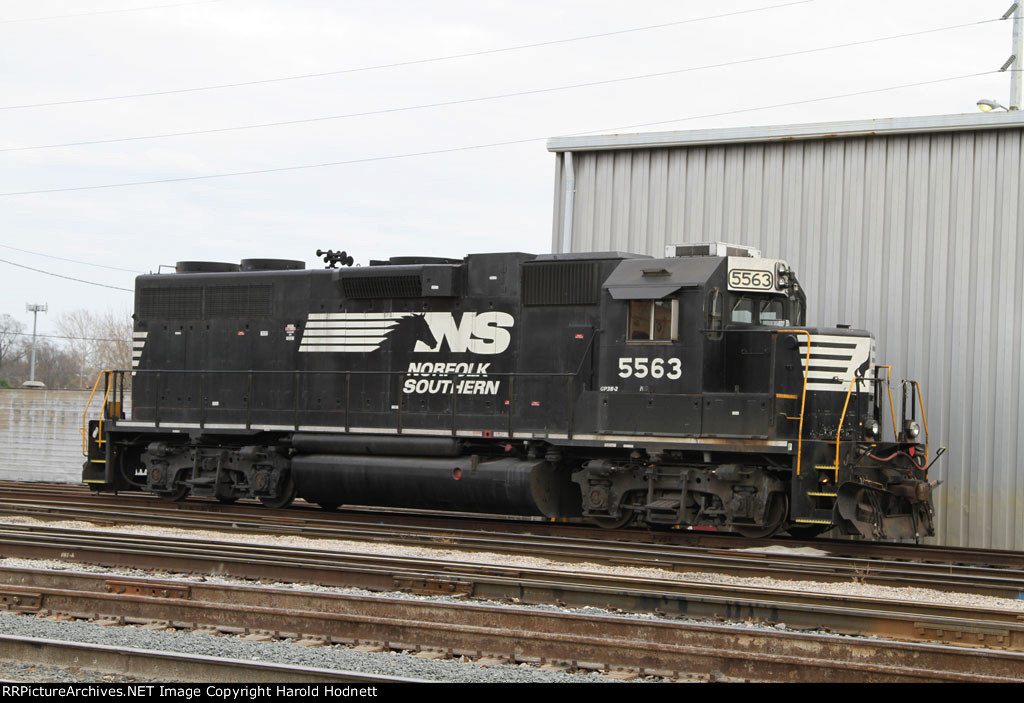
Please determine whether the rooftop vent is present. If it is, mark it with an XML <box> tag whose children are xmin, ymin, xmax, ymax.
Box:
<box><xmin>175</xmin><ymin>261</ymin><xmax>240</xmax><ymax>274</ymax></box>
<box><xmin>240</xmin><ymin>258</ymin><xmax>305</xmax><ymax>271</ymax></box>
<box><xmin>664</xmin><ymin>242</ymin><xmax>761</xmax><ymax>258</ymax></box>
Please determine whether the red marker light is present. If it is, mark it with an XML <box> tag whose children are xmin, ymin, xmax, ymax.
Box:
<box><xmin>452</xmin><ymin>468</ymin><xmax>462</xmax><ymax>480</ymax></box>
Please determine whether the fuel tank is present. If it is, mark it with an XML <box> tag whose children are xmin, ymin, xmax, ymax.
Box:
<box><xmin>291</xmin><ymin>454</ymin><xmax>580</xmax><ymax>518</ymax></box>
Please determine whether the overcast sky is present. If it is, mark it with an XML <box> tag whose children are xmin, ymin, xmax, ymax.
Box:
<box><xmin>0</xmin><ymin>0</ymin><xmax>1017</xmax><ymax>338</ymax></box>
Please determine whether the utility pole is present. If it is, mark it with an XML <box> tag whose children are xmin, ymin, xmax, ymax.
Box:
<box><xmin>1012</xmin><ymin>1</ymin><xmax>1023</xmax><ymax>109</ymax></box>
<box><xmin>23</xmin><ymin>303</ymin><xmax>47</xmax><ymax>388</ymax></box>
<box><xmin>978</xmin><ymin>4</ymin><xmax>1023</xmax><ymax>112</ymax></box>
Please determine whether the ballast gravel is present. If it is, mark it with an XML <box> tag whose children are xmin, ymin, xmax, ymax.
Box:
<box><xmin>5</xmin><ymin>514</ymin><xmax>1022</xmax><ymax>612</ymax></box>
<box><xmin>1</xmin><ymin>514</ymin><xmax>1020</xmax><ymax>682</ymax></box>
<box><xmin>0</xmin><ymin>611</ymin><xmax>634</xmax><ymax>684</ymax></box>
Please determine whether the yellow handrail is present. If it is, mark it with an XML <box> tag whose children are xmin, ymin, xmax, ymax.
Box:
<box><xmin>913</xmin><ymin>380</ymin><xmax>930</xmax><ymax>464</ymax></box>
<box><xmin>80</xmin><ymin>370</ymin><xmax>113</xmax><ymax>457</ymax></box>
<box><xmin>875</xmin><ymin>365</ymin><xmax>898</xmax><ymax>442</ymax></box>
<box><xmin>778</xmin><ymin>330</ymin><xmax>811</xmax><ymax>476</ymax></box>
<box><xmin>833</xmin><ymin>374</ymin><xmax>858</xmax><ymax>471</ymax></box>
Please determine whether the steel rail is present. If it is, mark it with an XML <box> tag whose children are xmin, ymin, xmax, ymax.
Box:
<box><xmin>1</xmin><ymin>566</ymin><xmax>1022</xmax><ymax>683</ymax></box>
<box><xmin>1</xmin><ymin>498</ymin><xmax>1023</xmax><ymax>600</ymax></box>
<box><xmin>1</xmin><ymin>524</ymin><xmax>1023</xmax><ymax>653</ymax></box>
<box><xmin>0</xmin><ymin>634</ymin><xmax>422</xmax><ymax>683</ymax></box>
<box><xmin>4</xmin><ymin>481</ymin><xmax>1024</xmax><ymax>573</ymax></box>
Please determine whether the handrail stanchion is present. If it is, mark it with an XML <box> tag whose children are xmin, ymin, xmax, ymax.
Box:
<box><xmin>777</xmin><ymin>330</ymin><xmax>811</xmax><ymax>476</ymax></box>
<box><xmin>913</xmin><ymin>381</ymin><xmax>930</xmax><ymax>464</ymax></box>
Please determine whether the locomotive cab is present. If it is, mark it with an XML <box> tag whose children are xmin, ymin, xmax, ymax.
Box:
<box><xmin>594</xmin><ymin>244</ymin><xmax>805</xmax><ymax>440</ymax></box>
<box><xmin>572</xmin><ymin>242</ymin><xmax>935</xmax><ymax>539</ymax></box>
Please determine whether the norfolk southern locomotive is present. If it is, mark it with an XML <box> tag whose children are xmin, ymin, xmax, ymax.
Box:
<box><xmin>83</xmin><ymin>243</ymin><xmax>942</xmax><ymax>540</ymax></box>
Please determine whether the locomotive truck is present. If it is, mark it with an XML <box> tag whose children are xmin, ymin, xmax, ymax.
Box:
<box><xmin>82</xmin><ymin>242</ymin><xmax>941</xmax><ymax>540</ymax></box>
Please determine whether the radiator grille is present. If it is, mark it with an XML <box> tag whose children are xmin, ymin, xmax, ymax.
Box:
<box><xmin>523</xmin><ymin>262</ymin><xmax>601</xmax><ymax>306</ymax></box>
<box><xmin>206</xmin><ymin>285</ymin><xmax>272</xmax><ymax>318</ymax></box>
<box><xmin>138</xmin><ymin>287</ymin><xmax>202</xmax><ymax>320</ymax></box>
<box><xmin>340</xmin><ymin>275</ymin><xmax>422</xmax><ymax>299</ymax></box>
<box><xmin>137</xmin><ymin>285</ymin><xmax>272</xmax><ymax>320</ymax></box>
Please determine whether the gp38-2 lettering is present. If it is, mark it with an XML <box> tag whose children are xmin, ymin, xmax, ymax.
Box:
<box><xmin>617</xmin><ymin>357</ymin><xmax>682</xmax><ymax>379</ymax></box>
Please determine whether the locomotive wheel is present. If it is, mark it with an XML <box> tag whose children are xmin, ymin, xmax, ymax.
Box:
<box><xmin>734</xmin><ymin>492</ymin><xmax>788</xmax><ymax>538</ymax></box>
<box><xmin>259</xmin><ymin>475</ymin><xmax>296</xmax><ymax>510</ymax></box>
<box><xmin>157</xmin><ymin>486</ymin><xmax>189</xmax><ymax>502</ymax></box>
<box><xmin>592</xmin><ymin>509</ymin><xmax>635</xmax><ymax>529</ymax></box>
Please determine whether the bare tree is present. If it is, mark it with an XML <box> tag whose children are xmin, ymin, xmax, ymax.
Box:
<box><xmin>94</xmin><ymin>309</ymin><xmax>133</xmax><ymax>372</ymax></box>
<box><xmin>55</xmin><ymin>308</ymin><xmax>133</xmax><ymax>388</ymax></box>
<box><xmin>55</xmin><ymin>309</ymin><xmax>96</xmax><ymax>388</ymax></box>
<box><xmin>2</xmin><ymin>338</ymin><xmax>78</xmax><ymax>388</ymax></box>
<box><xmin>0</xmin><ymin>314</ymin><xmax>25</xmax><ymax>369</ymax></box>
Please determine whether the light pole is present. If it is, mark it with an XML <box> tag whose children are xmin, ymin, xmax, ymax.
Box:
<box><xmin>1013</xmin><ymin>1</ymin><xmax>1023</xmax><ymax>110</ymax></box>
<box><xmin>23</xmin><ymin>303</ymin><xmax>47</xmax><ymax>388</ymax></box>
<box><xmin>978</xmin><ymin>3</ymin><xmax>1023</xmax><ymax>111</ymax></box>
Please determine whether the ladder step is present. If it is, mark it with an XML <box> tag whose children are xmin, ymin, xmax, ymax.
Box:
<box><xmin>807</xmin><ymin>492</ymin><xmax>838</xmax><ymax>497</ymax></box>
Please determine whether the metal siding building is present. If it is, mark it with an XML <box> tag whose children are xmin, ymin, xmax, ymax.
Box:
<box><xmin>0</xmin><ymin>389</ymin><xmax>94</xmax><ymax>484</ymax></box>
<box><xmin>548</xmin><ymin>112</ymin><xmax>1024</xmax><ymax>549</ymax></box>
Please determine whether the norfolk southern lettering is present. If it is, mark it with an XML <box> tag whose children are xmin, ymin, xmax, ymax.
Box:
<box><xmin>83</xmin><ymin>247</ymin><xmax>941</xmax><ymax>540</ymax></box>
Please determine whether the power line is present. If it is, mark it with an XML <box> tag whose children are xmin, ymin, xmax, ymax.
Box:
<box><xmin>0</xmin><ymin>0</ymin><xmax>819</xmax><ymax>110</ymax></box>
<box><xmin>0</xmin><ymin>243</ymin><xmax>142</xmax><ymax>273</ymax></box>
<box><xmin>8</xmin><ymin>331</ymin><xmax>125</xmax><ymax>343</ymax></box>
<box><xmin>574</xmin><ymin>71</ymin><xmax>997</xmax><ymax>135</ymax></box>
<box><xmin>0</xmin><ymin>70</ymin><xmax>995</xmax><ymax>199</ymax></box>
<box><xmin>0</xmin><ymin>17</ymin><xmax>1001</xmax><ymax>154</ymax></box>
<box><xmin>0</xmin><ymin>0</ymin><xmax>224</xmax><ymax>25</ymax></box>
<box><xmin>0</xmin><ymin>257</ymin><xmax>133</xmax><ymax>291</ymax></box>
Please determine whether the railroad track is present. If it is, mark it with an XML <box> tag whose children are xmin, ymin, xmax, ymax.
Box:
<box><xmin>0</xmin><ymin>634</ymin><xmax>419</xmax><ymax>683</ymax></box>
<box><xmin>2</xmin><ymin>493</ymin><xmax>1023</xmax><ymax>600</ymax></box>
<box><xmin>1</xmin><ymin>523</ymin><xmax>1023</xmax><ymax>656</ymax></box>
<box><xmin>5</xmin><ymin>481</ymin><xmax>1024</xmax><ymax>573</ymax></box>
<box><xmin>1</xmin><ymin>565</ymin><xmax>1022</xmax><ymax>683</ymax></box>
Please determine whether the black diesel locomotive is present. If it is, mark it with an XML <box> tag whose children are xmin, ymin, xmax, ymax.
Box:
<box><xmin>83</xmin><ymin>243</ymin><xmax>941</xmax><ymax>540</ymax></box>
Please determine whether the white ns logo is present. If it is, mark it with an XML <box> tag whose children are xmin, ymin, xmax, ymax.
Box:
<box><xmin>414</xmin><ymin>312</ymin><xmax>514</xmax><ymax>355</ymax></box>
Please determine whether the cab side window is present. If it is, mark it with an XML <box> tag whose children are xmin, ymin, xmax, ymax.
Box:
<box><xmin>706</xmin><ymin>288</ymin><xmax>723</xmax><ymax>341</ymax></box>
<box><xmin>628</xmin><ymin>299</ymin><xmax>676</xmax><ymax>342</ymax></box>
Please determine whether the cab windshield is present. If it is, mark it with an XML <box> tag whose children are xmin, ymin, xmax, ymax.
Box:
<box><xmin>730</xmin><ymin>295</ymin><xmax>787</xmax><ymax>325</ymax></box>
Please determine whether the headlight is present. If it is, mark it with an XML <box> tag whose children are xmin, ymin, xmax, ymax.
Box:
<box><xmin>864</xmin><ymin>415</ymin><xmax>880</xmax><ymax>437</ymax></box>
<box><xmin>904</xmin><ymin>420</ymin><xmax>921</xmax><ymax>440</ymax></box>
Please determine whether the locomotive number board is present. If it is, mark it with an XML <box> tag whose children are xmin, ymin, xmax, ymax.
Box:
<box><xmin>726</xmin><ymin>257</ymin><xmax>783</xmax><ymax>293</ymax></box>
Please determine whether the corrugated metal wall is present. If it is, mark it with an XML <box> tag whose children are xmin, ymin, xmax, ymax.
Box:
<box><xmin>0</xmin><ymin>389</ymin><xmax>96</xmax><ymax>484</ymax></box>
<box><xmin>551</xmin><ymin>124</ymin><xmax>1024</xmax><ymax>549</ymax></box>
